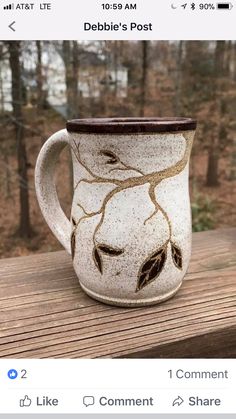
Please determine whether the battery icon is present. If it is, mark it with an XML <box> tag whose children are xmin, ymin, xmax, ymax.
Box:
<box><xmin>217</xmin><ymin>3</ymin><xmax>233</xmax><ymax>9</ymax></box>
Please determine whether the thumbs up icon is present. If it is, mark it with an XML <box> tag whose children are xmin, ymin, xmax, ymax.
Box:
<box><xmin>19</xmin><ymin>395</ymin><xmax>32</xmax><ymax>407</ymax></box>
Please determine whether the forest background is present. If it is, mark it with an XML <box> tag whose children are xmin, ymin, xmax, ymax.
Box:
<box><xmin>0</xmin><ymin>40</ymin><xmax>236</xmax><ymax>258</ymax></box>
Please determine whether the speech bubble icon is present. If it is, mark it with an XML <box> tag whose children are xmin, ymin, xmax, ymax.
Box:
<box><xmin>83</xmin><ymin>396</ymin><xmax>95</xmax><ymax>407</ymax></box>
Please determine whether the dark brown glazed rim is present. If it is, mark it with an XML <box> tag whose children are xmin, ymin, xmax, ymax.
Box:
<box><xmin>66</xmin><ymin>117</ymin><xmax>197</xmax><ymax>134</ymax></box>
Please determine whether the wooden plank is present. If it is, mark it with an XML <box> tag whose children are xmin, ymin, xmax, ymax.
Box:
<box><xmin>0</xmin><ymin>228</ymin><xmax>235</xmax><ymax>358</ymax></box>
<box><xmin>120</xmin><ymin>327</ymin><xmax>236</xmax><ymax>359</ymax></box>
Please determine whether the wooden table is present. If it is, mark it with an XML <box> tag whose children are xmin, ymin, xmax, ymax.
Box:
<box><xmin>0</xmin><ymin>229</ymin><xmax>235</xmax><ymax>358</ymax></box>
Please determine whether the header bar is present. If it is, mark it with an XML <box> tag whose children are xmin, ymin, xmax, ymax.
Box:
<box><xmin>0</xmin><ymin>0</ymin><xmax>236</xmax><ymax>40</ymax></box>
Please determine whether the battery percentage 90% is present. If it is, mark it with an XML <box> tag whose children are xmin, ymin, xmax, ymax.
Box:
<box><xmin>199</xmin><ymin>3</ymin><xmax>215</xmax><ymax>9</ymax></box>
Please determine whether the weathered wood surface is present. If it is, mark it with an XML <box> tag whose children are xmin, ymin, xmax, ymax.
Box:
<box><xmin>0</xmin><ymin>229</ymin><xmax>235</xmax><ymax>358</ymax></box>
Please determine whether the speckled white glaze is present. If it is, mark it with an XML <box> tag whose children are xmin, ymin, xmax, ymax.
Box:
<box><xmin>35</xmin><ymin>126</ymin><xmax>195</xmax><ymax>307</ymax></box>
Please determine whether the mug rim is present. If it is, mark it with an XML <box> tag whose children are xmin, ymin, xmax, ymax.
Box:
<box><xmin>66</xmin><ymin>117</ymin><xmax>197</xmax><ymax>134</ymax></box>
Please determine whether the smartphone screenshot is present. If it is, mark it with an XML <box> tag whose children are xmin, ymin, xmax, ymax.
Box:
<box><xmin>0</xmin><ymin>0</ymin><xmax>235</xmax><ymax>417</ymax></box>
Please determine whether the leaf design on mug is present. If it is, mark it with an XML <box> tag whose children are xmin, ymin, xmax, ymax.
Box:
<box><xmin>100</xmin><ymin>150</ymin><xmax>119</xmax><ymax>165</ymax></box>
<box><xmin>93</xmin><ymin>247</ymin><xmax>103</xmax><ymax>274</ymax></box>
<box><xmin>171</xmin><ymin>242</ymin><xmax>183</xmax><ymax>270</ymax></box>
<box><xmin>71</xmin><ymin>230</ymin><xmax>76</xmax><ymax>261</ymax></box>
<box><xmin>136</xmin><ymin>244</ymin><xmax>167</xmax><ymax>292</ymax></box>
<box><xmin>98</xmin><ymin>244</ymin><xmax>124</xmax><ymax>256</ymax></box>
<box><xmin>93</xmin><ymin>244</ymin><xmax>124</xmax><ymax>274</ymax></box>
<box><xmin>72</xmin><ymin>217</ymin><xmax>76</xmax><ymax>227</ymax></box>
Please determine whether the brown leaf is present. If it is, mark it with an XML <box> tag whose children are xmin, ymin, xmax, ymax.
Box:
<box><xmin>93</xmin><ymin>247</ymin><xmax>103</xmax><ymax>274</ymax></box>
<box><xmin>100</xmin><ymin>150</ymin><xmax>119</xmax><ymax>164</ymax></box>
<box><xmin>171</xmin><ymin>242</ymin><xmax>183</xmax><ymax>270</ymax></box>
<box><xmin>107</xmin><ymin>159</ymin><xmax>118</xmax><ymax>164</ymax></box>
<box><xmin>136</xmin><ymin>244</ymin><xmax>167</xmax><ymax>292</ymax></box>
<box><xmin>98</xmin><ymin>244</ymin><xmax>124</xmax><ymax>256</ymax></box>
<box><xmin>71</xmin><ymin>230</ymin><xmax>76</xmax><ymax>260</ymax></box>
<box><xmin>101</xmin><ymin>150</ymin><xmax>117</xmax><ymax>159</ymax></box>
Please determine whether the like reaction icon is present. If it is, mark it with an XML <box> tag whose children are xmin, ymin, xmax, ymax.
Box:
<box><xmin>7</xmin><ymin>369</ymin><xmax>18</xmax><ymax>380</ymax></box>
<box><xmin>19</xmin><ymin>395</ymin><xmax>32</xmax><ymax>407</ymax></box>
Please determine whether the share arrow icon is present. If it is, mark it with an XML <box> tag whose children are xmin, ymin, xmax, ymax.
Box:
<box><xmin>172</xmin><ymin>396</ymin><xmax>184</xmax><ymax>407</ymax></box>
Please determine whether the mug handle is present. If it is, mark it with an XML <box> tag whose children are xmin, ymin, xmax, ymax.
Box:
<box><xmin>35</xmin><ymin>129</ymin><xmax>72</xmax><ymax>255</ymax></box>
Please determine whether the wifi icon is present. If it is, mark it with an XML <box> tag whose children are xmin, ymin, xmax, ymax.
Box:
<box><xmin>3</xmin><ymin>3</ymin><xmax>14</xmax><ymax>9</ymax></box>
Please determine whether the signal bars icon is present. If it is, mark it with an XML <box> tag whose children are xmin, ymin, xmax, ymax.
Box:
<box><xmin>3</xmin><ymin>3</ymin><xmax>14</xmax><ymax>9</ymax></box>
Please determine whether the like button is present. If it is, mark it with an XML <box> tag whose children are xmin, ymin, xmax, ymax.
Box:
<box><xmin>19</xmin><ymin>395</ymin><xmax>32</xmax><ymax>407</ymax></box>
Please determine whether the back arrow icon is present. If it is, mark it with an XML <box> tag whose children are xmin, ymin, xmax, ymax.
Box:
<box><xmin>9</xmin><ymin>21</ymin><xmax>16</xmax><ymax>31</ymax></box>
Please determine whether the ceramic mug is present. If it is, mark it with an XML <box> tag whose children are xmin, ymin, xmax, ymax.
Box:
<box><xmin>35</xmin><ymin>117</ymin><xmax>197</xmax><ymax>307</ymax></box>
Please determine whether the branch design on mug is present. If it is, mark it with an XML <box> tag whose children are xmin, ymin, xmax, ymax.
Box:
<box><xmin>70</xmin><ymin>135</ymin><xmax>192</xmax><ymax>291</ymax></box>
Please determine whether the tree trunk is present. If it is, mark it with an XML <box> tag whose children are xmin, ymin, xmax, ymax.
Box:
<box><xmin>2</xmin><ymin>147</ymin><xmax>12</xmax><ymax>199</ymax></box>
<box><xmin>206</xmin><ymin>41</ymin><xmax>227</xmax><ymax>187</ymax></box>
<box><xmin>62</xmin><ymin>41</ymin><xmax>80</xmax><ymax>198</ymax></box>
<box><xmin>174</xmin><ymin>41</ymin><xmax>183</xmax><ymax>115</ymax></box>
<box><xmin>0</xmin><ymin>44</ymin><xmax>4</xmax><ymax>112</ymax></box>
<box><xmin>224</xmin><ymin>41</ymin><xmax>231</xmax><ymax>76</ymax></box>
<box><xmin>113</xmin><ymin>41</ymin><xmax>119</xmax><ymax>98</ymax></box>
<box><xmin>206</xmin><ymin>147</ymin><xmax>219</xmax><ymax>187</ymax></box>
<box><xmin>8</xmin><ymin>41</ymin><xmax>32</xmax><ymax>238</ymax></box>
<box><xmin>71</xmin><ymin>41</ymin><xmax>79</xmax><ymax>116</ymax></box>
<box><xmin>36</xmin><ymin>41</ymin><xmax>44</xmax><ymax>109</ymax></box>
<box><xmin>62</xmin><ymin>41</ymin><xmax>79</xmax><ymax>119</ymax></box>
<box><xmin>140</xmin><ymin>41</ymin><xmax>149</xmax><ymax>117</ymax></box>
<box><xmin>0</xmin><ymin>64</ymin><xmax>4</xmax><ymax>112</ymax></box>
<box><xmin>234</xmin><ymin>42</ymin><xmax>236</xmax><ymax>81</ymax></box>
<box><xmin>230</xmin><ymin>136</ymin><xmax>236</xmax><ymax>180</ymax></box>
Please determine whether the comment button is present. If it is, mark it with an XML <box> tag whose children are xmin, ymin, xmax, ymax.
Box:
<box><xmin>83</xmin><ymin>396</ymin><xmax>95</xmax><ymax>407</ymax></box>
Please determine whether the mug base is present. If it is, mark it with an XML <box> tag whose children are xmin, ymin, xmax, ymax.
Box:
<box><xmin>79</xmin><ymin>281</ymin><xmax>182</xmax><ymax>308</ymax></box>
